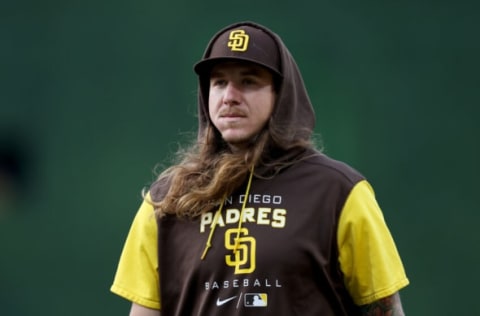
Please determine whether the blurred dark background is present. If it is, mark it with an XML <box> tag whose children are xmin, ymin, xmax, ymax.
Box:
<box><xmin>1</xmin><ymin>1</ymin><xmax>478</xmax><ymax>315</ymax></box>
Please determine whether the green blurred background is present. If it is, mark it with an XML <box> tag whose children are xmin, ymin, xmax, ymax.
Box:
<box><xmin>1</xmin><ymin>1</ymin><xmax>478</xmax><ymax>315</ymax></box>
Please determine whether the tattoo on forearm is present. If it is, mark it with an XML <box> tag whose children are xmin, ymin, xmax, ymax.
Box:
<box><xmin>360</xmin><ymin>293</ymin><xmax>405</xmax><ymax>316</ymax></box>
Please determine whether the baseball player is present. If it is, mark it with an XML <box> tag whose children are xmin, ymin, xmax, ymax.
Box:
<box><xmin>111</xmin><ymin>21</ymin><xmax>409</xmax><ymax>315</ymax></box>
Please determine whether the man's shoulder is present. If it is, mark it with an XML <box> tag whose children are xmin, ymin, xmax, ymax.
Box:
<box><xmin>149</xmin><ymin>176</ymin><xmax>171</xmax><ymax>203</ymax></box>
<box><xmin>299</xmin><ymin>150</ymin><xmax>365</xmax><ymax>185</ymax></box>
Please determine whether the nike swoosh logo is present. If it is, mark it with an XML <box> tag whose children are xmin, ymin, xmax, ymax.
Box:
<box><xmin>216</xmin><ymin>296</ymin><xmax>237</xmax><ymax>306</ymax></box>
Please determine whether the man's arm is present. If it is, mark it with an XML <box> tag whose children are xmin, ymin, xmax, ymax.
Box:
<box><xmin>360</xmin><ymin>292</ymin><xmax>405</xmax><ymax>316</ymax></box>
<box><xmin>129</xmin><ymin>303</ymin><xmax>161</xmax><ymax>316</ymax></box>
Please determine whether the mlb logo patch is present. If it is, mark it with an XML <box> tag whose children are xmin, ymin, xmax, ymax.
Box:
<box><xmin>244</xmin><ymin>293</ymin><xmax>268</xmax><ymax>307</ymax></box>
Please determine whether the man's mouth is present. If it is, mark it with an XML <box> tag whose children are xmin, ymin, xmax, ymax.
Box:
<box><xmin>221</xmin><ymin>111</ymin><xmax>245</xmax><ymax>118</ymax></box>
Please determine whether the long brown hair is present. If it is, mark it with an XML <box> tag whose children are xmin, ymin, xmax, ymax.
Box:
<box><xmin>148</xmin><ymin>116</ymin><xmax>315</xmax><ymax>218</ymax></box>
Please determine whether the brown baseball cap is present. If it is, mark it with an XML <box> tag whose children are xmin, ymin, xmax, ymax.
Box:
<box><xmin>194</xmin><ymin>22</ymin><xmax>282</xmax><ymax>77</ymax></box>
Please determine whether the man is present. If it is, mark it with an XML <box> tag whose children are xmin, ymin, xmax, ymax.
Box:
<box><xmin>111</xmin><ymin>21</ymin><xmax>409</xmax><ymax>315</ymax></box>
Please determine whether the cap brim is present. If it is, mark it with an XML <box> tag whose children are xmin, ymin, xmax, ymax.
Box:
<box><xmin>194</xmin><ymin>57</ymin><xmax>282</xmax><ymax>77</ymax></box>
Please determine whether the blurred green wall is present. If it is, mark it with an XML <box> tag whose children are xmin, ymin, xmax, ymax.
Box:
<box><xmin>1</xmin><ymin>1</ymin><xmax>478</xmax><ymax>315</ymax></box>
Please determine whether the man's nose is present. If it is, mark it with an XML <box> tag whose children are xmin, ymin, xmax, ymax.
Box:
<box><xmin>223</xmin><ymin>82</ymin><xmax>241</xmax><ymax>105</ymax></box>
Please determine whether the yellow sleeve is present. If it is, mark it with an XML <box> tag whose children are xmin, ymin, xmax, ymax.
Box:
<box><xmin>110</xmin><ymin>196</ymin><xmax>161</xmax><ymax>310</ymax></box>
<box><xmin>337</xmin><ymin>180</ymin><xmax>409</xmax><ymax>305</ymax></box>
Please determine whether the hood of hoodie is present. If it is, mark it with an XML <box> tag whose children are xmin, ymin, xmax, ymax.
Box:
<box><xmin>194</xmin><ymin>21</ymin><xmax>316</xmax><ymax>148</ymax></box>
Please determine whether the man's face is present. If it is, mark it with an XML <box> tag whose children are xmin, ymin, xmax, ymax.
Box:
<box><xmin>208</xmin><ymin>61</ymin><xmax>276</xmax><ymax>152</ymax></box>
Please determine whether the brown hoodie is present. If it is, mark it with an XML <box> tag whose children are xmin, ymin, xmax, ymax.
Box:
<box><xmin>152</xmin><ymin>21</ymin><xmax>365</xmax><ymax>315</ymax></box>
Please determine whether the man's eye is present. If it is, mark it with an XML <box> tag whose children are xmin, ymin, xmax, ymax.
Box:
<box><xmin>242</xmin><ymin>78</ymin><xmax>256</xmax><ymax>85</ymax></box>
<box><xmin>211</xmin><ymin>79</ymin><xmax>226</xmax><ymax>86</ymax></box>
